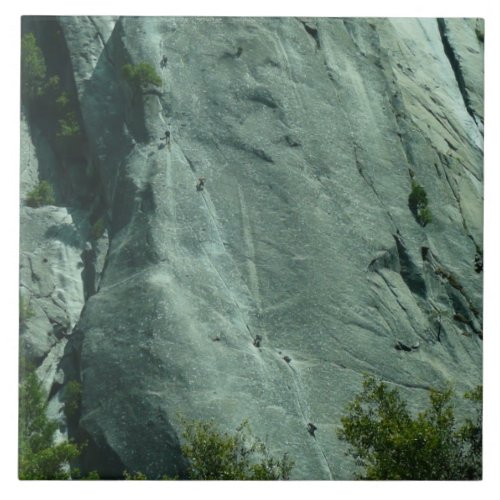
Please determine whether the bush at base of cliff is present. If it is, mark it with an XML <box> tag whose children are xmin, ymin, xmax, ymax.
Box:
<box><xmin>19</xmin><ymin>371</ymin><xmax>79</xmax><ymax>480</ymax></box>
<box><xmin>26</xmin><ymin>181</ymin><xmax>55</xmax><ymax>208</ymax></box>
<box><xmin>338</xmin><ymin>376</ymin><xmax>482</xmax><ymax>480</ymax></box>
<box><xmin>181</xmin><ymin>419</ymin><xmax>293</xmax><ymax>480</ymax></box>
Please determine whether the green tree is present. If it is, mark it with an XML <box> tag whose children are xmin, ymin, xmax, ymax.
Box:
<box><xmin>181</xmin><ymin>419</ymin><xmax>293</xmax><ymax>480</ymax></box>
<box><xmin>459</xmin><ymin>386</ymin><xmax>482</xmax><ymax>478</ymax></box>
<box><xmin>122</xmin><ymin>62</ymin><xmax>162</xmax><ymax>93</ymax></box>
<box><xmin>55</xmin><ymin>91</ymin><xmax>71</xmax><ymax>112</ymax></box>
<box><xmin>19</xmin><ymin>371</ymin><xmax>79</xmax><ymax>479</ymax></box>
<box><xmin>56</xmin><ymin>111</ymin><xmax>81</xmax><ymax>138</ymax></box>
<box><xmin>418</xmin><ymin>206</ymin><xmax>432</xmax><ymax>226</ymax></box>
<box><xmin>54</xmin><ymin>91</ymin><xmax>81</xmax><ymax>139</ymax></box>
<box><xmin>338</xmin><ymin>376</ymin><xmax>482</xmax><ymax>480</ymax></box>
<box><xmin>21</xmin><ymin>33</ymin><xmax>47</xmax><ymax>102</ymax></box>
<box><xmin>408</xmin><ymin>179</ymin><xmax>432</xmax><ymax>227</ymax></box>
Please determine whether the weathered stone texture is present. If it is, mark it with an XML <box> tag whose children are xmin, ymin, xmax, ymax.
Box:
<box><xmin>20</xmin><ymin>17</ymin><xmax>482</xmax><ymax>479</ymax></box>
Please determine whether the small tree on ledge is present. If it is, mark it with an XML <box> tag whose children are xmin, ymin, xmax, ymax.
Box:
<box><xmin>122</xmin><ymin>62</ymin><xmax>162</xmax><ymax>94</ymax></box>
<box><xmin>408</xmin><ymin>179</ymin><xmax>432</xmax><ymax>227</ymax></box>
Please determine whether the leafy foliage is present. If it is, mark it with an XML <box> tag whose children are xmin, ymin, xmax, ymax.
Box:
<box><xmin>26</xmin><ymin>180</ymin><xmax>55</xmax><ymax>208</ymax></box>
<box><xmin>122</xmin><ymin>62</ymin><xmax>162</xmax><ymax>92</ymax></box>
<box><xmin>338</xmin><ymin>376</ymin><xmax>482</xmax><ymax>480</ymax></box>
<box><xmin>408</xmin><ymin>179</ymin><xmax>432</xmax><ymax>227</ymax></box>
<box><xmin>63</xmin><ymin>380</ymin><xmax>81</xmax><ymax>419</ymax></box>
<box><xmin>55</xmin><ymin>91</ymin><xmax>71</xmax><ymax>112</ymax></box>
<box><xmin>55</xmin><ymin>91</ymin><xmax>81</xmax><ymax>139</ymax></box>
<box><xmin>19</xmin><ymin>371</ymin><xmax>79</xmax><ymax>479</ymax></box>
<box><xmin>72</xmin><ymin>469</ymin><xmax>100</xmax><ymax>480</ymax></box>
<box><xmin>408</xmin><ymin>179</ymin><xmax>428</xmax><ymax>208</ymax></box>
<box><xmin>418</xmin><ymin>206</ymin><xmax>432</xmax><ymax>225</ymax></box>
<box><xmin>84</xmin><ymin>470</ymin><xmax>101</xmax><ymax>479</ymax></box>
<box><xmin>181</xmin><ymin>419</ymin><xmax>293</xmax><ymax>480</ymax></box>
<box><xmin>459</xmin><ymin>386</ymin><xmax>483</xmax><ymax>478</ymax></box>
<box><xmin>123</xmin><ymin>470</ymin><xmax>148</xmax><ymax>480</ymax></box>
<box><xmin>57</xmin><ymin>111</ymin><xmax>81</xmax><ymax>138</ymax></box>
<box><xmin>21</xmin><ymin>32</ymin><xmax>82</xmax><ymax>150</ymax></box>
<box><xmin>21</xmin><ymin>33</ymin><xmax>47</xmax><ymax>102</ymax></box>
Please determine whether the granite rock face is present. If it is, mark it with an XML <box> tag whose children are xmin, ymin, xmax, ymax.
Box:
<box><xmin>20</xmin><ymin>17</ymin><xmax>483</xmax><ymax>479</ymax></box>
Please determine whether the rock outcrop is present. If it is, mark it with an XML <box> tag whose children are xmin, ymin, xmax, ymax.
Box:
<box><xmin>20</xmin><ymin>17</ymin><xmax>483</xmax><ymax>479</ymax></box>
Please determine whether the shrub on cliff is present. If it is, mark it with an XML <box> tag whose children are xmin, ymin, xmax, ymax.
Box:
<box><xmin>26</xmin><ymin>181</ymin><xmax>55</xmax><ymax>208</ymax></box>
<box><xmin>338</xmin><ymin>376</ymin><xmax>482</xmax><ymax>479</ymax></box>
<box><xmin>21</xmin><ymin>33</ymin><xmax>47</xmax><ymax>102</ymax></box>
<box><xmin>408</xmin><ymin>179</ymin><xmax>432</xmax><ymax>227</ymax></box>
<box><xmin>56</xmin><ymin>111</ymin><xmax>81</xmax><ymax>138</ymax></box>
<box><xmin>121</xmin><ymin>419</ymin><xmax>293</xmax><ymax>480</ymax></box>
<box><xmin>19</xmin><ymin>371</ymin><xmax>79</xmax><ymax>479</ymax></box>
<box><xmin>181</xmin><ymin>419</ymin><xmax>293</xmax><ymax>480</ymax></box>
<box><xmin>122</xmin><ymin>62</ymin><xmax>162</xmax><ymax>92</ymax></box>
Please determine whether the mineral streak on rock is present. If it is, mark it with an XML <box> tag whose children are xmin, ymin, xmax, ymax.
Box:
<box><xmin>20</xmin><ymin>17</ymin><xmax>483</xmax><ymax>479</ymax></box>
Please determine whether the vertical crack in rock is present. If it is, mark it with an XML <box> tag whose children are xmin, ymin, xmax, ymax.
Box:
<box><xmin>437</xmin><ymin>151</ymin><xmax>481</xmax><ymax>251</ymax></box>
<box><xmin>321</xmin><ymin>48</ymin><xmax>399</xmax><ymax>232</ymax></box>
<box><xmin>437</xmin><ymin>19</ymin><xmax>476</xmax><ymax>123</ymax></box>
<box><xmin>287</xmin><ymin>363</ymin><xmax>333</xmax><ymax>479</ymax></box>
<box><xmin>87</xmin><ymin>16</ymin><xmax>116</xmax><ymax>68</ymax></box>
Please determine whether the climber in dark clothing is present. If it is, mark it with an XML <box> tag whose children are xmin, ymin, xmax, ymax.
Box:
<box><xmin>196</xmin><ymin>177</ymin><xmax>206</xmax><ymax>191</ymax></box>
<box><xmin>160</xmin><ymin>55</ymin><xmax>168</xmax><ymax>68</ymax></box>
<box><xmin>307</xmin><ymin>423</ymin><xmax>317</xmax><ymax>437</ymax></box>
<box><xmin>161</xmin><ymin>130</ymin><xmax>171</xmax><ymax>148</ymax></box>
<box><xmin>81</xmin><ymin>241</ymin><xmax>97</xmax><ymax>300</ymax></box>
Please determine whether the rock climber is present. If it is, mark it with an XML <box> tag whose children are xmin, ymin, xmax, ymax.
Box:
<box><xmin>160</xmin><ymin>130</ymin><xmax>171</xmax><ymax>149</ymax></box>
<box><xmin>81</xmin><ymin>241</ymin><xmax>97</xmax><ymax>300</ymax></box>
<box><xmin>196</xmin><ymin>177</ymin><xmax>206</xmax><ymax>191</ymax></box>
<box><xmin>307</xmin><ymin>423</ymin><xmax>317</xmax><ymax>436</ymax></box>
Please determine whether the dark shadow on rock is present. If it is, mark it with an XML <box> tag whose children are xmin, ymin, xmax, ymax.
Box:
<box><xmin>81</xmin><ymin>243</ymin><xmax>97</xmax><ymax>300</ymax></box>
<box><xmin>247</xmin><ymin>87</ymin><xmax>279</xmax><ymax>109</ymax></box>
<box><xmin>393</xmin><ymin>234</ymin><xmax>427</xmax><ymax>299</ymax></box>
<box><xmin>22</xmin><ymin>17</ymin><xmax>99</xmax><ymax>210</ymax></box>
<box><xmin>45</xmin><ymin>223</ymin><xmax>82</xmax><ymax>248</ymax></box>
<box><xmin>78</xmin><ymin>17</ymin><xmax>136</xmax><ymax>201</ymax></box>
